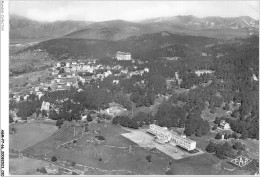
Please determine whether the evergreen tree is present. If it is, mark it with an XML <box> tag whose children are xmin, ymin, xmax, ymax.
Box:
<box><xmin>51</xmin><ymin>156</ymin><xmax>57</xmax><ymax>162</ymax></box>
<box><xmin>224</xmin><ymin>102</ymin><xmax>230</xmax><ymax>110</ymax></box>
<box><xmin>206</xmin><ymin>141</ymin><xmax>216</xmax><ymax>153</ymax></box>
<box><xmin>41</xmin><ymin>110</ymin><xmax>47</xmax><ymax>117</ymax></box>
<box><xmin>215</xmin><ymin>133</ymin><xmax>222</xmax><ymax>139</ymax></box>
<box><xmin>87</xmin><ymin>114</ymin><xmax>93</xmax><ymax>122</ymax></box>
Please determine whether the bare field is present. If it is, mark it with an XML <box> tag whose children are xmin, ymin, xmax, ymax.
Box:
<box><xmin>10</xmin><ymin>122</ymin><xmax>58</xmax><ymax>151</ymax></box>
<box><xmin>9</xmin><ymin>156</ymin><xmax>49</xmax><ymax>175</ymax></box>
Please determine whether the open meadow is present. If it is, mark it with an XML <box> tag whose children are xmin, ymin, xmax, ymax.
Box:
<box><xmin>201</xmin><ymin>102</ymin><xmax>240</xmax><ymax>123</ymax></box>
<box><xmin>28</xmin><ymin>122</ymin><xmax>173</xmax><ymax>175</ymax></box>
<box><xmin>9</xmin><ymin>49</ymin><xmax>54</xmax><ymax>76</ymax></box>
<box><xmin>242</xmin><ymin>139</ymin><xmax>259</xmax><ymax>160</ymax></box>
<box><xmin>189</xmin><ymin>133</ymin><xmax>216</xmax><ymax>151</ymax></box>
<box><xmin>9</xmin><ymin>156</ymin><xmax>49</xmax><ymax>175</ymax></box>
<box><xmin>10</xmin><ymin>120</ymin><xmax>254</xmax><ymax>175</ymax></box>
<box><xmin>10</xmin><ymin>122</ymin><xmax>58</xmax><ymax>151</ymax></box>
<box><xmin>201</xmin><ymin>107</ymin><xmax>227</xmax><ymax>123</ymax></box>
<box><xmin>22</xmin><ymin>123</ymin><xmax>84</xmax><ymax>155</ymax></box>
<box><xmin>171</xmin><ymin>153</ymin><xmax>248</xmax><ymax>175</ymax></box>
<box><xmin>10</xmin><ymin>69</ymin><xmax>54</xmax><ymax>93</ymax></box>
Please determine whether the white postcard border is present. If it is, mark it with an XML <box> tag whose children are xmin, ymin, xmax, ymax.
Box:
<box><xmin>1</xmin><ymin>0</ymin><xmax>9</xmax><ymax>176</ymax></box>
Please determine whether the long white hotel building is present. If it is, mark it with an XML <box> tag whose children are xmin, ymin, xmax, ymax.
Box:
<box><xmin>147</xmin><ymin>124</ymin><xmax>196</xmax><ymax>151</ymax></box>
<box><xmin>147</xmin><ymin>124</ymin><xmax>172</xmax><ymax>143</ymax></box>
<box><xmin>116</xmin><ymin>51</ymin><xmax>131</xmax><ymax>60</ymax></box>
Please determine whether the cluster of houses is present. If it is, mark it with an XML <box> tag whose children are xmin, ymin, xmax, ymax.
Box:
<box><xmin>147</xmin><ymin>124</ymin><xmax>197</xmax><ymax>151</ymax></box>
<box><xmin>39</xmin><ymin>100</ymin><xmax>127</xmax><ymax>120</ymax></box>
<box><xmin>41</xmin><ymin>101</ymin><xmax>51</xmax><ymax>111</ymax></box>
<box><xmin>53</xmin><ymin>54</ymin><xmax>147</xmax><ymax>83</ymax></box>
<box><xmin>11</xmin><ymin>52</ymin><xmax>149</xmax><ymax>102</ymax></box>
<box><xmin>56</xmin><ymin>61</ymin><xmax>95</xmax><ymax>73</ymax></box>
<box><xmin>99</xmin><ymin>102</ymin><xmax>127</xmax><ymax>117</ymax></box>
<box><xmin>10</xmin><ymin>53</ymin><xmax>153</xmax><ymax>121</ymax></box>
<box><xmin>11</xmin><ymin>87</ymin><xmax>45</xmax><ymax>102</ymax></box>
<box><xmin>53</xmin><ymin>74</ymin><xmax>77</xmax><ymax>90</ymax></box>
<box><xmin>219</xmin><ymin>120</ymin><xmax>231</xmax><ymax>130</ymax></box>
<box><xmin>125</xmin><ymin>67</ymin><xmax>150</xmax><ymax>78</ymax></box>
<box><xmin>9</xmin><ymin>110</ymin><xmax>20</xmax><ymax>122</ymax></box>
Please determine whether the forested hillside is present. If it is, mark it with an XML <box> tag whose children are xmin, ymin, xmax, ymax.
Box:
<box><xmin>17</xmin><ymin>32</ymin><xmax>218</xmax><ymax>60</ymax></box>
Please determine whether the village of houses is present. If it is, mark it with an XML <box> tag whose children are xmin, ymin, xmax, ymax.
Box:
<box><xmin>10</xmin><ymin>52</ymin><xmax>153</xmax><ymax>120</ymax></box>
<box><xmin>11</xmin><ymin>52</ymin><xmax>150</xmax><ymax>102</ymax></box>
<box><xmin>9</xmin><ymin>50</ymin><xmax>217</xmax><ymax>123</ymax></box>
<box><xmin>9</xmin><ymin>51</ymin><xmax>250</xmax><ymax>176</ymax></box>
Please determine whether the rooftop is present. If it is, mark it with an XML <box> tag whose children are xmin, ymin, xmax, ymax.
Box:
<box><xmin>116</xmin><ymin>51</ymin><xmax>131</xmax><ymax>55</ymax></box>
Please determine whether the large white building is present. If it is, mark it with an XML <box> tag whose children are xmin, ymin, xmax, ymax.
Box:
<box><xmin>147</xmin><ymin>124</ymin><xmax>172</xmax><ymax>143</ymax></box>
<box><xmin>170</xmin><ymin>131</ymin><xmax>196</xmax><ymax>151</ymax></box>
<box><xmin>147</xmin><ymin>124</ymin><xmax>196</xmax><ymax>151</ymax></box>
<box><xmin>116</xmin><ymin>51</ymin><xmax>131</xmax><ymax>60</ymax></box>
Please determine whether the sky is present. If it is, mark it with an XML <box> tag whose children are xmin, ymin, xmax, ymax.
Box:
<box><xmin>10</xmin><ymin>1</ymin><xmax>259</xmax><ymax>22</ymax></box>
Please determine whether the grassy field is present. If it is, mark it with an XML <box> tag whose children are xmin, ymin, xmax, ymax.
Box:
<box><xmin>173</xmin><ymin>153</ymin><xmax>247</xmax><ymax>175</ymax></box>
<box><xmin>201</xmin><ymin>102</ymin><xmax>240</xmax><ymax>123</ymax></box>
<box><xmin>22</xmin><ymin>123</ymin><xmax>84</xmax><ymax>155</ymax></box>
<box><xmin>9</xmin><ymin>49</ymin><xmax>53</xmax><ymax>74</ymax></box>
<box><xmin>42</xmin><ymin>123</ymin><xmax>172</xmax><ymax>175</ymax></box>
<box><xmin>18</xmin><ymin>121</ymin><xmax>254</xmax><ymax>175</ymax></box>
<box><xmin>173</xmin><ymin>153</ymin><xmax>220</xmax><ymax>175</ymax></box>
<box><xmin>189</xmin><ymin>133</ymin><xmax>216</xmax><ymax>151</ymax></box>
<box><xmin>46</xmin><ymin>122</ymin><xmax>249</xmax><ymax>175</ymax></box>
<box><xmin>242</xmin><ymin>139</ymin><xmax>259</xmax><ymax>160</ymax></box>
<box><xmin>10</xmin><ymin>69</ymin><xmax>54</xmax><ymax>93</ymax></box>
<box><xmin>201</xmin><ymin>107</ymin><xmax>227</xmax><ymax>123</ymax></box>
<box><xmin>9</xmin><ymin>156</ymin><xmax>49</xmax><ymax>175</ymax></box>
<box><xmin>10</xmin><ymin>122</ymin><xmax>58</xmax><ymax>151</ymax></box>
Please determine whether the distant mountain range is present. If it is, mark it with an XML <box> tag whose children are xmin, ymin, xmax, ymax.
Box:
<box><xmin>10</xmin><ymin>14</ymin><xmax>259</xmax><ymax>43</ymax></box>
<box><xmin>18</xmin><ymin>31</ymin><xmax>220</xmax><ymax>60</ymax></box>
<box><xmin>140</xmin><ymin>15</ymin><xmax>258</xmax><ymax>28</ymax></box>
<box><xmin>10</xmin><ymin>14</ymin><xmax>93</xmax><ymax>44</ymax></box>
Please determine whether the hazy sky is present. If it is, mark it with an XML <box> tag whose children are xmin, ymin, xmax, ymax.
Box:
<box><xmin>10</xmin><ymin>1</ymin><xmax>259</xmax><ymax>22</ymax></box>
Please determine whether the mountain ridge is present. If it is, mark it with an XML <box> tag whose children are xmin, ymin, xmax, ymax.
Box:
<box><xmin>16</xmin><ymin>31</ymin><xmax>220</xmax><ymax>60</ymax></box>
<box><xmin>10</xmin><ymin>14</ymin><xmax>259</xmax><ymax>43</ymax></box>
